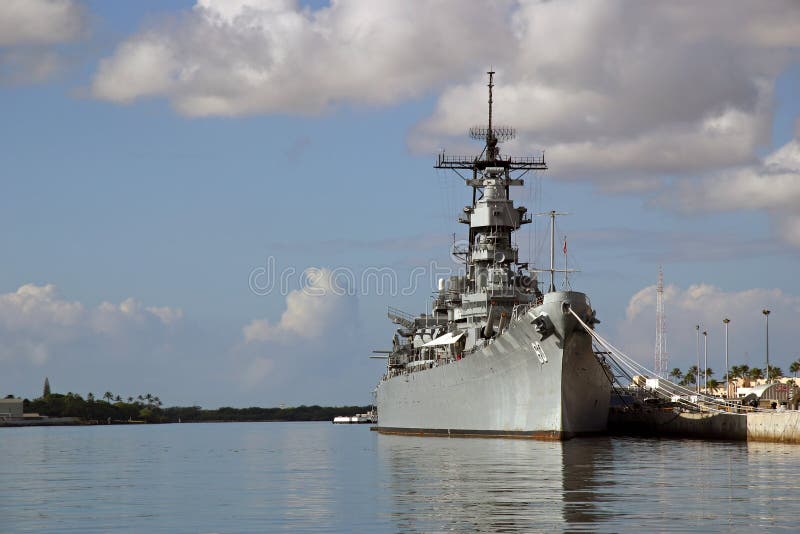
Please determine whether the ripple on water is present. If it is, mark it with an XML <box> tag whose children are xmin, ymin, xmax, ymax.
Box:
<box><xmin>1</xmin><ymin>424</ymin><xmax>799</xmax><ymax>532</ymax></box>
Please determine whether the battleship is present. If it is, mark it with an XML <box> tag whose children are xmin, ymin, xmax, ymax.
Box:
<box><xmin>373</xmin><ymin>72</ymin><xmax>611</xmax><ymax>439</ymax></box>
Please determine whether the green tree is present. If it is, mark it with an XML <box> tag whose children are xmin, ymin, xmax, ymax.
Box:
<box><xmin>43</xmin><ymin>377</ymin><xmax>51</xmax><ymax>398</ymax></box>
<box><xmin>768</xmin><ymin>366</ymin><xmax>783</xmax><ymax>381</ymax></box>
<box><xmin>749</xmin><ymin>368</ymin><xmax>764</xmax><ymax>381</ymax></box>
<box><xmin>682</xmin><ymin>369</ymin><xmax>697</xmax><ymax>387</ymax></box>
<box><xmin>669</xmin><ymin>368</ymin><xmax>683</xmax><ymax>382</ymax></box>
<box><xmin>87</xmin><ymin>392</ymin><xmax>95</xmax><ymax>402</ymax></box>
<box><xmin>790</xmin><ymin>361</ymin><xmax>800</xmax><ymax>378</ymax></box>
<box><xmin>707</xmin><ymin>378</ymin><xmax>720</xmax><ymax>391</ymax></box>
<box><xmin>103</xmin><ymin>391</ymin><xmax>113</xmax><ymax>403</ymax></box>
<box><xmin>729</xmin><ymin>365</ymin><xmax>742</xmax><ymax>380</ymax></box>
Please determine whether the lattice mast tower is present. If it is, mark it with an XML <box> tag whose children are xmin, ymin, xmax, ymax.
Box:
<box><xmin>655</xmin><ymin>266</ymin><xmax>667</xmax><ymax>378</ymax></box>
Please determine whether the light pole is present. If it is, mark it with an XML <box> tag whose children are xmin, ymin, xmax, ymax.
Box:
<box><xmin>703</xmin><ymin>330</ymin><xmax>708</xmax><ymax>392</ymax></box>
<box><xmin>762</xmin><ymin>309</ymin><xmax>770</xmax><ymax>383</ymax></box>
<box><xmin>695</xmin><ymin>325</ymin><xmax>700</xmax><ymax>393</ymax></box>
<box><xmin>723</xmin><ymin>318</ymin><xmax>730</xmax><ymax>396</ymax></box>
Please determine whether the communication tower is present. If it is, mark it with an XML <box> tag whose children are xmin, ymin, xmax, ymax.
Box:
<box><xmin>655</xmin><ymin>266</ymin><xmax>667</xmax><ymax>378</ymax></box>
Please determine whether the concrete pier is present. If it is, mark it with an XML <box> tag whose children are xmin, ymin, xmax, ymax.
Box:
<box><xmin>747</xmin><ymin>412</ymin><xmax>800</xmax><ymax>443</ymax></box>
<box><xmin>609</xmin><ymin>409</ymin><xmax>800</xmax><ymax>443</ymax></box>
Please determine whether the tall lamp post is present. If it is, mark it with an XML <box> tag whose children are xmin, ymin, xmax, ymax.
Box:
<box><xmin>723</xmin><ymin>318</ymin><xmax>730</xmax><ymax>396</ymax></box>
<box><xmin>695</xmin><ymin>325</ymin><xmax>701</xmax><ymax>393</ymax></box>
<box><xmin>762</xmin><ymin>309</ymin><xmax>770</xmax><ymax>383</ymax></box>
<box><xmin>703</xmin><ymin>330</ymin><xmax>708</xmax><ymax>392</ymax></box>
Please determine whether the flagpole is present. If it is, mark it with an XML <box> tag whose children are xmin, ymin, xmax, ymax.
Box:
<box><xmin>564</xmin><ymin>236</ymin><xmax>568</xmax><ymax>289</ymax></box>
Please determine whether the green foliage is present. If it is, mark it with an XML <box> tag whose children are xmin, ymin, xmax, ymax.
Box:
<box><xmin>162</xmin><ymin>405</ymin><xmax>374</xmax><ymax>423</ymax></box>
<box><xmin>27</xmin><ymin>390</ymin><xmax>167</xmax><ymax>423</ymax></box>
<box><xmin>680</xmin><ymin>370</ymin><xmax>696</xmax><ymax>387</ymax></box>
<box><xmin>43</xmin><ymin>377</ymin><xmax>51</xmax><ymax>398</ymax></box>
<box><xmin>25</xmin><ymin>388</ymin><xmax>371</xmax><ymax>424</ymax></box>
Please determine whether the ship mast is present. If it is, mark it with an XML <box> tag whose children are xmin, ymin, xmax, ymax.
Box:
<box><xmin>433</xmin><ymin>70</ymin><xmax>547</xmax><ymax>311</ymax></box>
<box><xmin>487</xmin><ymin>70</ymin><xmax>496</xmax><ymax>162</ymax></box>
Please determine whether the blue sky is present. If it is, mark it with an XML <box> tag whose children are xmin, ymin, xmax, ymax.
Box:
<box><xmin>1</xmin><ymin>0</ymin><xmax>799</xmax><ymax>407</ymax></box>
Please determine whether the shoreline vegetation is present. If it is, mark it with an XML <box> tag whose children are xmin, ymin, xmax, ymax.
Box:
<box><xmin>11</xmin><ymin>388</ymin><xmax>371</xmax><ymax>425</ymax></box>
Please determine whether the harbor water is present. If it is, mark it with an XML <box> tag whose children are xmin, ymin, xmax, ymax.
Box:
<box><xmin>1</xmin><ymin>422</ymin><xmax>798</xmax><ymax>532</ymax></box>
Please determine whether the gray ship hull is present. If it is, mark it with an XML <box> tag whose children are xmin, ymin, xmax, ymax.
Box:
<box><xmin>376</xmin><ymin>292</ymin><xmax>611</xmax><ymax>439</ymax></box>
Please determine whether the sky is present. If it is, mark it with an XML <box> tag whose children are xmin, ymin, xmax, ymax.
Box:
<box><xmin>1</xmin><ymin>0</ymin><xmax>799</xmax><ymax>407</ymax></box>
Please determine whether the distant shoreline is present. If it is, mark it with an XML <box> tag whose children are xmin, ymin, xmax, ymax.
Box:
<box><xmin>9</xmin><ymin>397</ymin><xmax>374</xmax><ymax>426</ymax></box>
<box><xmin>1</xmin><ymin>418</ymin><xmax>367</xmax><ymax>428</ymax></box>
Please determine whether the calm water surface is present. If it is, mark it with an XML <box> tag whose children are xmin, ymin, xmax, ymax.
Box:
<box><xmin>1</xmin><ymin>422</ymin><xmax>798</xmax><ymax>532</ymax></box>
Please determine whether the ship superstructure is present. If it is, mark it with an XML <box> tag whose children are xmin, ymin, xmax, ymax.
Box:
<box><xmin>374</xmin><ymin>72</ymin><xmax>611</xmax><ymax>439</ymax></box>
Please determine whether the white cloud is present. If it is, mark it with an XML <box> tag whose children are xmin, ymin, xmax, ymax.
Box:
<box><xmin>618</xmin><ymin>283</ymin><xmax>800</xmax><ymax>373</ymax></box>
<box><xmin>0</xmin><ymin>283</ymin><xmax>183</xmax><ymax>364</ymax></box>
<box><xmin>237</xmin><ymin>267</ymin><xmax>359</xmax><ymax>391</ymax></box>
<box><xmin>0</xmin><ymin>0</ymin><xmax>84</xmax><ymax>46</ymax></box>
<box><xmin>664</xmin><ymin>139</ymin><xmax>800</xmax><ymax>213</ymax></box>
<box><xmin>87</xmin><ymin>0</ymin><xmax>800</xmax><ymax>246</ymax></box>
<box><xmin>243</xmin><ymin>267</ymin><xmax>353</xmax><ymax>343</ymax></box>
<box><xmin>92</xmin><ymin>0</ymin><xmax>509</xmax><ymax>115</ymax></box>
<box><xmin>414</xmin><ymin>0</ymin><xmax>795</xmax><ymax>179</ymax></box>
<box><xmin>0</xmin><ymin>0</ymin><xmax>86</xmax><ymax>84</ymax></box>
<box><xmin>91</xmin><ymin>1</ymin><xmax>798</xmax><ymax>178</ymax></box>
<box><xmin>657</xmin><ymin>137</ymin><xmax>800</xmax><ymax>245</ymax></box>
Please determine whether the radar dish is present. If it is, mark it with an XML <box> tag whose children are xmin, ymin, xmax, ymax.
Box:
<box><xmin>469</xmin><ymin>126</ymin><xmax>516</xmax><ymax>142</ymax></box>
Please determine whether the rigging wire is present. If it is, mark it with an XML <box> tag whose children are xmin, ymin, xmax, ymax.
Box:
<box><xmin>572</xmin><ymin>309</ymin><xmax>771</xmax><ymax>415</ymax></box>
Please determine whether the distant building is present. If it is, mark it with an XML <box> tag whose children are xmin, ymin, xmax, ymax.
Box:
<box><xmin>737</xmin><ymin>382</ymin><xmax>797</xmax><ymax>404</ymax></box>
<box><xmin>0</xmin><ymin>398</ymin><xmax>24</xmax><ymax>420</ymax></box>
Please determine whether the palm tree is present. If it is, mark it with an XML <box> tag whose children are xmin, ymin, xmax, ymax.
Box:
<box><xmin>768</xmin><ymin>366</ymin><xmax>783</xmax><ymax>381</ymax></box>
<box><xmin>682</xmin><ymin>370</ymin><xmax>697</xmax><ymax>387</ymax></box>
<box><xmin>114</xmin><ymin>395</ymin><xmax>122</xmax><ymax>402</ymax></box>
<box><xmin>740</xmin><ymin>364</ymin><xmax>750</xmax><ymax>376</ymax></box>
<box><xmin>707</xmin><ymin>378</ymin><xmax>721</xmax><ymax>392</ymax></box>
<box><xmin>145</xmin><ymin>393</ymin><xmax>153</xmax><ymax>406</ymax></box>
<box><xmin>103</xmin><ymin>391</ymin><xmax>114</xmax><ymax>403</ymax></box>
<box><xmin>153</xmin><ymin>396</ymin><xmax>161</xmax><ymax>408</ymax></box>
<box><xmin>704</xmin><ymin>368</ymin><xmax>714</xmax><ymax>384</ymax></box>
<box><xmin>790</xmin><ymin>361</ymin><xmax>800</xmax><ymax>378</ymax></box>
<box><xmin>749</xmin><ymin>368</ymin><xmax>764</xmax><ymax>381</ymax></box>
<box><xmin>669</xmin><ymin>368</ymin><xmax>683</xmax><ymax>382</ymax></box>
<box><xmin>127</xmin><ymin>397</ymin><xmax>134</xmax><ymax>403</ymax></box>
<box><xmin>87</xmin><ymin>392</ymin><xmax>95</xmax><ymax>402</ymax></box>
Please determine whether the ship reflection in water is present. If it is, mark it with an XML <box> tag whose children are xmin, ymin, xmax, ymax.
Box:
<box><xmin>377</xmin><ymin>434</ymin><xmax>614</xmax><ymax>531</ymax></box>
<box><xmin>376</xmin><ymin>434</ymin><xmax>794</xmax><ymax>532</ymax></box>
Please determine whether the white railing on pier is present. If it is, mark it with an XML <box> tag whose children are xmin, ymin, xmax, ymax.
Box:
<box><xmin>568</xmin><ymin>308</ymin><xmax>774</xmax><ymax>414</ymax></box>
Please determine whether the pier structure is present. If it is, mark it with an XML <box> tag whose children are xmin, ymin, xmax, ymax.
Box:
<box><xmin>569</xmin><ymin>309</ymin><xmax>800</xmax><ymax>444</ymax></box>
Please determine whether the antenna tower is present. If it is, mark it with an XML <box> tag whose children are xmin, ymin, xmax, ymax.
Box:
<box><xmin>655</xmin><ymin>266</ymin><xmax>667</xmax><ymax>378</ymax></box>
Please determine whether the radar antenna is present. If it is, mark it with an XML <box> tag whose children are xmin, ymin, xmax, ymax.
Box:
<box><xmin>468</xmin><ymin>70</ymin><xmax>516</xmax><ymax>161</ymax></box>
<box><xmin>438</xmin><ymin>71</ymin><xmax>544</xmax><ymax>172</ymax></box>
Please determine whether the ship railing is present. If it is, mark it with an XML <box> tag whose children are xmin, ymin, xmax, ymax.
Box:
<box><xmin>387</xmin><ymin>306</ymin><xmax>416</xmax><ymax>329</ymax></box>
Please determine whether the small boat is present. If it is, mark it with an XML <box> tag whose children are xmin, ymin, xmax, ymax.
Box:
<box><xmin>332</xmin><ymin>411</ymin><xmax>377</xmax><ymax>424</ymax></box>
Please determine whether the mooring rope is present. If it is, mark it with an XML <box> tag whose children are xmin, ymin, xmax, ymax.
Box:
<box><xmin>568</xmin><ymin>308</ymin><xmax>769</xmax><ymax>415</ymax></box>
